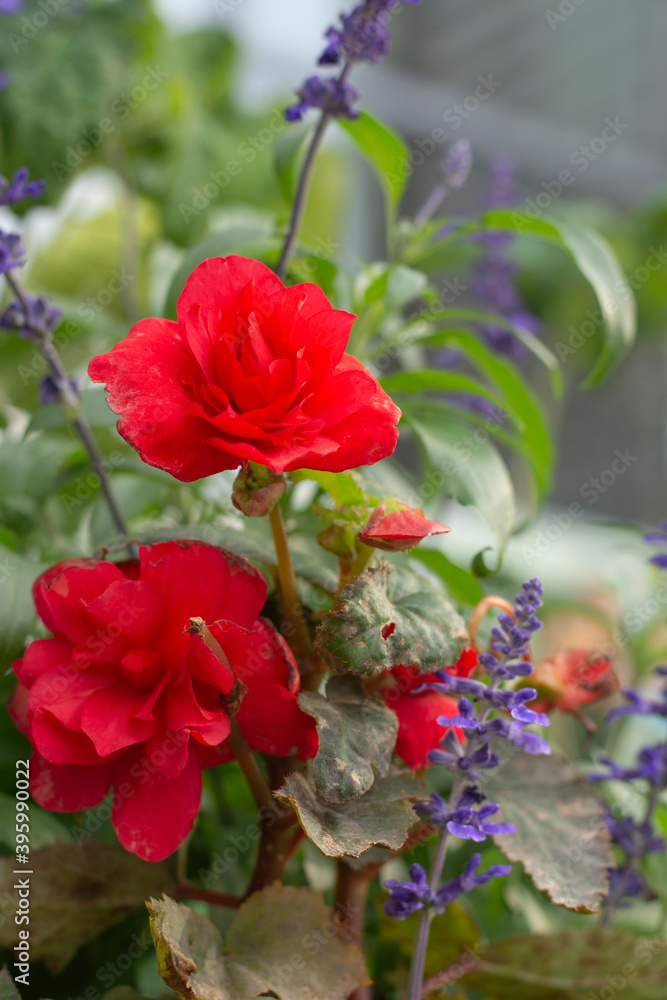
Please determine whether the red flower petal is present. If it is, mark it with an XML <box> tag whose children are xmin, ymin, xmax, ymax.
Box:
<box><xmin>111</xmin><ymin>746</ymin><xmax>203</xmax><ymax>861</ymax></box>
<box><xmin>31</xmin><ymin>754</ymin><xmax>112</xmax><ymax>813</ymax></box>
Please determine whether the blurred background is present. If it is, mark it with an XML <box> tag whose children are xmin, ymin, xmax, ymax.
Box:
<box><xmin>0</xmin><ymin>0</ymin><xmax>664</xmax><ymax>629</ymax></box>
<box><xmin>0</xmin><ymin>2</ymin><xmax>666</xmax><ymax>995</ymax></box>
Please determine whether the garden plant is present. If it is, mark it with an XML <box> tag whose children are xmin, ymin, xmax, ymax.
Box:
<box><xmin>0</xmin><ymin>1</ymin><xmax>665</xmax><ymax>999</ymax></box>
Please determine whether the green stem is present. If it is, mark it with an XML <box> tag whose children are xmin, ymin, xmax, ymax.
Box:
<box><xmin>5</xmin><ymin>271</ymin><xmax>134</xmax><ymax>549</ymax></box>
<box><xmin>275</xmin><ymin>62</ymin><xmax>352</xmax><ymax>281</ymax></box>
<box><xmin>269</xmin><ymin>503</ymin><xmax>324</xmax><ymax>690</ymax></box>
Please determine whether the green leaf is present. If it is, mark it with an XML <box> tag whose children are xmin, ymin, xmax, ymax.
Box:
<box><xmin>0</xmin><ymin>967</ymin><xmax>21</xmax><ymax>1000</ymax></box>
<box><xmin>412</xmin><ymin>328</ymin><xmax>554</xmax><ymax>499</ymax></box>
<box><xmin>405</xmin><ymin>412</ymin><xmax>516</xmax><ymax>565</ymax></box>
<box><xmin>381</xmin><ymin>369</ymin><xmax>504</xmax><ymax>407</ymax></box>
<box><xmin>485</xmin><ymin>751</ymin><xmax>613</xmax><ymax>913</ymax></box>
<box><xmin>486</xmin><ymin>210</ymin><xmax>637</xmax><ymax>387</ymax></box>
<box><xmin>337</xmin><ymin>112</ymin><xmax>408</xmax><ymax>211</ymax></box>
<box><xmin>401</xmin><ymin>308</ymin><xmax>563</xmax><ymax>391</ymax></box>
<box><xmin>411</xmin><ymin>548</ymin><xmax>484</xmax><ymax>606</ymax></box>
<box><xmin>386</xmin><ymin>265</ymin><xmax>430</xmax><ymax>309</ymax></box>
<box><xmin>277</xmin><ymin>769</ymin><xmax>423</xmax><ymax>858</ymax></box>
<box><xmin>314</xmin><ymin>562</ymin><xmax>468</xmax><ymax>676</ymax></box>
<box><xmin>289</xmin><ymin>469</ymin><xmax>369</xmax><ymax>507</ymax></box>
<box><xmin>458</xmin><ymin>929</ymin><xmax>667</xmax><ymax>1000</ymax></box>
<box><xmin>0</xmin><ymin>792</ymin><xmax>71</xmax><ymax>851</ymax></box>
<box><xmin>27</xmin><ymin>391</ymin><xmax>120</xmax><ymax>431</ymax></box>
<box><xmin>0</xmin><ymin>547</ymin><xmax>45</xmax><ymax>666</ymax></box>
<box><xmin>299</xmin><ymin>676</ymin><xmax>399</xmax><ymax>803</ymax></box>
<box><xmin>148</xmin><ymin>887</ymin><xmax>368</xmax><ymax>1000</ymax></box>
<box><xmin>0</xmin><ymin>842</ymin><xmax>174</xmax><ymax>972</ymax></box>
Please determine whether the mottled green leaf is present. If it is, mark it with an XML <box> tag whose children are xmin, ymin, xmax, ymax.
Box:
<box><xmin>300</xmin><ymin>675</ymin><xmax>399</xmax><ymax>802</ymax></box>
<box><xmin>458</xmin><ymin>929</ymin><xmax>667</xmax><ymax>1000</ymax></box>
<box><xmin>314</xmin><ymin>562</ymin><xmax>467</xmax><ymax>676</ymax></box>
<box><xmin>485</xmin><ymin>751</ymin><xmax>612</xmax><ymax>913</ymax></box>
<box><xmin>148</xmin><ymin>887</ymin><xmax>368</xmax><ymax>1000</ymax></box>
<box><xmin>277</xmin><ymin>769</ymin><xmax>423</xmax><ymax>858</ymax></box>
<box><xmin>0</xmin><ymin>843</ymin><xmax>173</xmax><ymax>972</ymax></box>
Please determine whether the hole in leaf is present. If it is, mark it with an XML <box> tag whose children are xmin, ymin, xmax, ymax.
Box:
<box><xmin>381</xmin><ymin>622</ymin><xmax>396</xmax><ymax>640</ymax></box>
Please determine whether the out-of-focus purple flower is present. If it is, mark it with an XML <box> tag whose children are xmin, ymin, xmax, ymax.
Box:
<box><xmin>0</xmin><ymin>294</ymin><xmax>62</xmax><ymax>340</ymax></box>
<box><xmin>645</xmin><ymin>522</ymin><xmax>667</xmax><ymax>568</ymax></box>
<box><xmin>434</xmin><ymin>853</ymin><xmax>512</xmax><ymax>908</ymax></box>
<box><xmin>445</xmin><ymin>393</ymin><xmax>505</xmax><ymax>425</ymax></box>
<box><xmin>319</xmin><ymin>0</ymin><xmax>422</xmax><ymax>66</ymax></box>
<box><xmin>0</xmin><ymin>168</ymin><xmax>45</xmax><ymax>207</ymax></box>
<box><xmin>0</xmin><ymin>231</ymin><xmax>25</xmax><ymax>273</ymax></box>
<box><xmin>285</xmin><ymin>75</ymin><xmax>360</xmax><ymax>122</ymax></box>
<box><xmin>39</xmin><ymin>375</ymin><xmax>80</xmax><ymax>406</ymax></box>
<box><xmin>471</xmin><ymin>157</ymin><xmax>541</xmax><ymax>357</ymax></box>
<box><xmin>439</xmin><ymin>139</ymin><xmax>473</xmax><ymax>191</ymax></box>
<box><xmin>0</xmin><ymin>0</ymin><xmax>23</xmax><ymax>12</ymax></box>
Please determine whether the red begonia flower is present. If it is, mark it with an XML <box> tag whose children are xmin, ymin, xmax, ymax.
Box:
<box><xmin>528</xmin><ymin>648</ymin><xmax>619</xmax><ymax>715</ymax></box>
<box><xmin>88</xmin><ymin>256</ymin><xmax>401</xmax><ymax>481</ymax></box>
<box><xmin>358</xmin><ymin>503</ymin><xmax>450</xmax><ymax>552</ymax></box>
<box><xmin>9</xmin><ymin>541</ymin><xmax>317</xmax><ymax>862</ymax></box>
<box><xmin>381</xmin><ymin>649</ymin><xmax>478</xmax><ymax>769</ymax></box>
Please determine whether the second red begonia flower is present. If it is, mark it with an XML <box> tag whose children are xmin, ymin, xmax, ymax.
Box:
<box><xmin>9</xmin><ymin>541</ymin><xmax>317</xmax><ymax>862</ymax></box>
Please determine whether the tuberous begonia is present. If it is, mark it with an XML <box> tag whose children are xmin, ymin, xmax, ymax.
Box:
<box><xmin>89</xmin><ymin>256</ymin><xmax>401</xmax><ymax>481</ymax></box>
<box><xmin>9</xmin><ymin>541</ymin><xmax>318</xmax><ymax>862</ymax></box>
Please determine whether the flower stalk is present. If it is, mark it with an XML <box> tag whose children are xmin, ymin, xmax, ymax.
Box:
<box><xmin>4</xmin><ymin>270</ymin><xmax>133</xmax><ymax>547</ymax></box>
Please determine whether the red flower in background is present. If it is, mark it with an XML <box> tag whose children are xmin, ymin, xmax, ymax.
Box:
<box><xmin>357</xmin><ymin>503</ymin><xmax>450</xmax><ymax>552</ymax></box>
<box><xmin>527</xmin><ymin>648</ymin><xmax>619</xmax><ymax>716</ymax></box>
<box><xmin>88</xmin><ymin>256</ymin><xmax>401</xmax><ymax>481</ymax></box>
<box><xmin>381</xmin><ymin>649</ymin><xmax>477</xmax><ymax>769</ymax></box>
<box><xmin>9</xmin><ymin>541</ymin><xmax>317</xmax><ymax>862</ymax></box>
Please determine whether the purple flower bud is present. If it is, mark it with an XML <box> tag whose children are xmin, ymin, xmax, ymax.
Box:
<box><xmin>0</xmin><ymin>230</ymin><xmax>25</xmax><ymax>273</ymax></box>
<box><xmin>438</xmin><ymin>139</ymin><xmax>473</xmax><ymax>191</ymax></box>
<box><xmin>285</xmin><ymin>75</ymin><xmax>360</xmax><ymax>121</ymax></box>
<box><xmin>0</xmin><ymin>167</ymin><xmax>45</xmax><ymax>207</ymax></box>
